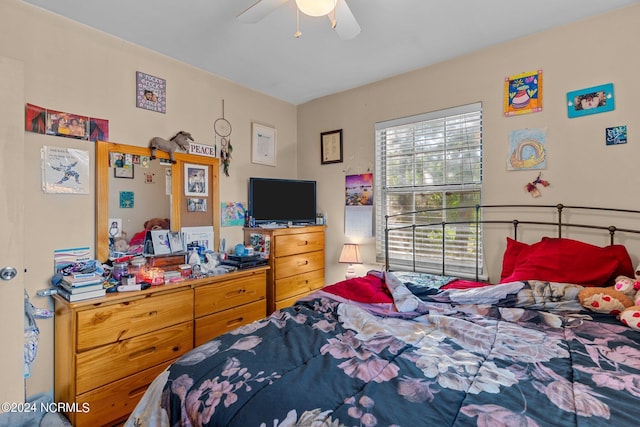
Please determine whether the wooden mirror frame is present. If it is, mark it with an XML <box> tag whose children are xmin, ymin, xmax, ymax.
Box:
<box><xmin>96</xmin><ymin>140</ymin><xmax>220</xmax><ymax>262</ymax></box>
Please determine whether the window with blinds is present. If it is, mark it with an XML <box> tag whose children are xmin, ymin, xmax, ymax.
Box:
<box><xmin>374</xmin><ymin>103</ymin><xmax>483</xmax><ymax>277</ymax></box>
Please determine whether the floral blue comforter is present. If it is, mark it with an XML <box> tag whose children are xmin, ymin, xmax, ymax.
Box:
<box><xmin>126</xmin><ymin>273</ymin><xmax>640</xmax><ymax>426</ymax></box>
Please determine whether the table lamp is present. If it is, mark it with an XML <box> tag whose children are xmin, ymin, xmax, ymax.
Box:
<box><xmin>339</xmin><ymin>243</ymin><xmax>361</xmax><ymax>279</ymax></box>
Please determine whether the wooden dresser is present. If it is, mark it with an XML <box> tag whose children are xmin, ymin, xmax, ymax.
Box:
<box><xmin>53</xmin><ymin>267</ymin><xmax>267</xmax><ymax>427</ymax></box>
<box><xmin>244</xmin><ymin>225</ymin><xmax>325</xmax><ymax>313</ymax></box>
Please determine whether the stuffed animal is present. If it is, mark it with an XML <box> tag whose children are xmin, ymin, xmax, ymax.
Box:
<box><xmin>113</xmin><ymin>231</ymin><xmax>129</xmax><ymax>253</ymax></box>
<box><xmin>620</xmin><ymin>306</ymin><xmax>640</xmax><ymax>331</ymax></box>
<box><xmin>613</xmin><ymin>275</ymin><xmax>640</xmax><ymax>296</ymax></box>
<box><xmin>129</xmin><ymin>218</ymin><xmax>171</xmax><ymax>246</ymax></box>
<box><xmin>578</xmin><ymin>287</ymin><xmax>634</xmax><ymax>316</ymax></box>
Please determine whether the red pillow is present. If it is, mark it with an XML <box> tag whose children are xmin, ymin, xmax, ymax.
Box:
<box><xmin>499</xmin><ymin>238</ymin><xmax>621</xmax><ymax>286</ymax></box>
<box><xmin>602</xmin><ymin>244</ymin><xmax>634</xmax><ymax>282</ymax></box>
<box><xmin>500</xmin><ymin>237</ymin><xmax>530</xmax><ymax>281</ymax></box>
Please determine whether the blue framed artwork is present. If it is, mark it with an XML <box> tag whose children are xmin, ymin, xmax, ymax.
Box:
<box><xmin>606</xmin><ymin>125</ymin><xmax>627</xmax><ymax>146</ymax></box>
<box><xmin>566</xmin><ymin>83</ymin><xmax>615</xmax><ymax>118</ymax></box>
<box><xmin>119</xmin><ymin>191</ymin><xmax>134</xmax><ymax>208</ymax></box>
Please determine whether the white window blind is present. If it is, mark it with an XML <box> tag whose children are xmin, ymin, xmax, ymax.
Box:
<box><xmin>375</xmin><ymin>103</ymin><xmax>483</xmax><ymax>277</ymax></box>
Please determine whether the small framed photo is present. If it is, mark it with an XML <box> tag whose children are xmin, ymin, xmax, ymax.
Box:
<box><xmin>321</xmin><ymin>129</ymin><xmax>343</xmax><ymax>164</ymax></box>
<box><xmin>251</xmin><ymin>123</ymin><xmax>277</xmax><ymax>166</ymax></box>
<box><xmin>184</xmin><ymin>163</ymin><xmax>208</xmax><ymax>196</ymax></box>
<box><xmin>168</xmin><ymin>231</ymin><xmax>184</xmax><ymax>253</ymax></box>
<box><xmin>150</xmin><ymin>230</ymin><xmax>171</xmax><ymax>255</ymax></box>
<box><xmin>114</xmin><ymin>166</ymin><xmax>134</xmax><ymax>179</ymax></box>
<box><xmin>567</xmin><ymin>83</ymin><xmax>615</xmax><ymax>118</ymax></box>
<box><xmin>136</xmin><ymin>71</ymin><xmax>166</xmax><ymax>114</ymax></box>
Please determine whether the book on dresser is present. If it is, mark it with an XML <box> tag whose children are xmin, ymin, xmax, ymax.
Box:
<box><xmin>57</xmin><ymin>287</ymin><xmax>106</xmax><ymax>302</ymax></box>
<box><xmin>59</xmin><ymin>281</ymin><xmax>105</xmax><ymax>294</ymax></box>
<box><xmin>60</xmin><ymin>274</ymin><xmax>103</xmax><ymax>287</ymax></box>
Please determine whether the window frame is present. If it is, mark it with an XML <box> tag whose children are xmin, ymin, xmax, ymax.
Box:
<box><xmin>374</xmin><ymin>102</ymin><xmax>483</xmax><ymax>277</ymax></box>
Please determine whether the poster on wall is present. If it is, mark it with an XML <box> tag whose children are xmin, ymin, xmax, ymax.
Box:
<box><xmin>41</xmin><ymin>146</ymin><xmax>90</xmax><ymax>194</ymax></box>
<box><xmin>221</xmin><ymin>202</ymin><xmax>246</xmax><ymax>226</ymax></box>
<box><xmin>25</xmin><ymin>103</ymin><xmax>109</xmax><ymax>141</ymax></box>
<box><xmin>344</xmin><ymin>173</ymin><xmax>373</xmax><ymax>237</ymax></box>
<box><xmin>503</xmin><ymin>70</ymin><xmax>543</xmax><ymax>116</ymax></box>
<box><xmin>136</xmin><ymin>71</ymin><xmax>166</xmax><ymax>114</ymax></box>
<box><xmin>507</xmin><ymin>128</ymin><xmax>547</xmax><ymax>171</ymax></box>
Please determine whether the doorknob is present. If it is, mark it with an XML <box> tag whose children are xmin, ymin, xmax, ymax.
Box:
<box><xmin>0</xmin><ymin>266</ymin><xmax>18</xmax><ymax>281</ymax></box>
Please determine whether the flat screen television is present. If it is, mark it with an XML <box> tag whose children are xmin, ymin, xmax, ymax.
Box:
<box><xmin>248</xmin><ymin>177</ymin><xmax>317</xmax><ymax>224</ymax></box>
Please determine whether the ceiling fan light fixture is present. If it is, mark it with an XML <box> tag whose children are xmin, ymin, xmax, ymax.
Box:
<box><xmin>295</xmin><ymin>0</ymin><xmax>336</xmax><ymax>17</ymax></box>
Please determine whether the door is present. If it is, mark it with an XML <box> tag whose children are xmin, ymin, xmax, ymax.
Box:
<box><xmin>0</xmin><ymin>56</ymin><xmax>26</xmax><ymax>404</ymax></box>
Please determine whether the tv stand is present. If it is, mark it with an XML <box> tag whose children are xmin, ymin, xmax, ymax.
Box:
<box><xmin>244</xmin><ymin>225</ymin><xmax>325</xmax><ymax>314</ymax></box>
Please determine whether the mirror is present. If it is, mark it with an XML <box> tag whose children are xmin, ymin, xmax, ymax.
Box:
<box><xmin>96</xmin><ymin>140</ymin><xmax>220</xmax><ymax>261</ymax></box>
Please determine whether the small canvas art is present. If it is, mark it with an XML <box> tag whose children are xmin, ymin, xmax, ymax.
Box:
<box><xmin>504</xmin><ymin>70</ymin><xmax>543</xmax><ymax>116</ymax></box>
<box><xmin>136</xmin><ymin>71</ymin><xmax>166</xmax><ymax>113</ymax></box>
<box><xmin>606</xmin><ymin>125</ymin><xmax>627</xmax><ymax>146</ymax></box>
<box><xmin>119</xmin><ymin>191</ymin><xmax>134</xmax><ymax>208</ymax></box>
<box><xmin>222</xmin><ymin>202</ymin><xmax>246</xmax><ymax>226</ymax></box>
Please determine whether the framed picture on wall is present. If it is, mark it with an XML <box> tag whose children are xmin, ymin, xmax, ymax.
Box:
<box><xmin>566</xmin><ymin>83</ymin><xmax>615</xmax><ymax>118</ymax></box>
<box><xmin>251</xmin><ymin>123</ymin><xmax>277</xmax><ymax>166</ymax></box>
<box><xmin>321</xmin><ymin>129</ymin><xmax>343</xmax><ymax>164</ymax></box>
<box><xmin>114</xmin><ymin>165</ymin><xmax>134</xmax><ymax>179</ymax></box>
<box><xmin>184</xmin><ymin>163</ymin><xmax>208</xmax><ymax>196</ymax></box>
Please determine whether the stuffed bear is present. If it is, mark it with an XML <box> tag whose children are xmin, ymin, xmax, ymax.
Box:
<box><xmin>129</xmin><ymin>218</ymin><xmax>171</xmax><ymax>246</ymax></box>
<box><xmin>113</xmin><ymin>231</ymin><xmax>129</xmax><ymax>253</ymax></box>
<box><xmin>578</xmin><ymin>287</ymin><xmax>634</xmax><ymax>316</ymax></box>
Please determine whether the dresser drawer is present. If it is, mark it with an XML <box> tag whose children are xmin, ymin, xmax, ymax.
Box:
<box><xmin>76</xmin><ymin>289</ymin><xmax>193</xmax><ymax>351</ymax></box>
<box><xmin>74</xmin><ymin>361</ymin><xmax>171</xmax><ymax>427</ymax></box>
<box><xmin>76</xmin><ymin>321</ymin><xmax>193</xmax><ymax>394</ymax></box>
<box><xmin>274</xmin><ymin>251</ymin><xmax>324</xmax><ymax>280</ymax></box>
<box><xmin>275</xmin><ymin>232</ymin><xmax>324</xmax><ymax>257</ymax></box>
<box><xmin>194</xmin><ymin>274</ymin><xmax>266</xmax><ymax>318</ymax></box>
<box><xmin>275</xmin><ymin>269</ymin><xmax>324</xmax><ymax>302</ymax></box>
<box><xmin>195</xmin><ymin>299</ymin><xmax>266</xmax><ymax>346</ymax></box>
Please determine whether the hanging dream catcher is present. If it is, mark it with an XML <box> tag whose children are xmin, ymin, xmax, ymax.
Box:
<box><xmin>214</xmin><ymin>100</ymin><xmax>232</xmax><ymax>176</ymax></box>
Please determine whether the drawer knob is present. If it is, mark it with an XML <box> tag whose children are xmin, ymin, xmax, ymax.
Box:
<box><xmin>299</xmin><ymin>260</ymin><xmax>309</xmax><ymax>266</ymax></box>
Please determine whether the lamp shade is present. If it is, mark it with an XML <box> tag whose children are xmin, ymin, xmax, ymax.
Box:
<box><xmin>339</xmin><ymin>243</ymin><xmax>361</xmax><ymax>265</ymax></box>
<box><xmin>296</xmin><ymin>0</ymin><xmax>336</xmax><ymax>17</ymax></box>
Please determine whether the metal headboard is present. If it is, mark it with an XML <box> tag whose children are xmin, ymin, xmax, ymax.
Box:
<box><xmin>384</xmin><ymin>203</ymin><xmax>640</xmax><ymax>281</ymax></box>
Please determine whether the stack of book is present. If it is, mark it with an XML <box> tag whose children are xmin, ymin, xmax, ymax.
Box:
<box><xmin>57</xmin><ymin>273</ymin><xmax>106</xmax><ymax>302</ymax></box>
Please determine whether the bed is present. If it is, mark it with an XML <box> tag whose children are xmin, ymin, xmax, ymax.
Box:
<box><xmin>125</xmin><ymin>204</ymin><xmax>640</xmax><ymax>426</ymax></box>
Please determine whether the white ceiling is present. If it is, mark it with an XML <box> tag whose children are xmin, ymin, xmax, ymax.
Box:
<box><xmin>22</xmin><ymin>0</ymin><xmax>640</xmax><ymax>105</ymax></box>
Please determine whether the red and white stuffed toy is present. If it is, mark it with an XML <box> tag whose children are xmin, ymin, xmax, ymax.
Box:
<box><xmin>579</xmin><ymin>274</ymin><xmax>640</xmax><ymax>332</ymax></box>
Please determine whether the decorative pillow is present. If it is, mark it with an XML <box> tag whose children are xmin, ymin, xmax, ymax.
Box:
<box><xmin>602</xmin><ymin>244</ymin><xmax>635</xmax><ymax>282</ymax></box>
<box><xmin>500</xmin><ymin>237</ymin><xmax>530</xmax><ymax>281</ymax></box>
<box><xmin>499</xmin><ymin>238</ymin><xmax>622</xmax><ymax>286</ymax></box>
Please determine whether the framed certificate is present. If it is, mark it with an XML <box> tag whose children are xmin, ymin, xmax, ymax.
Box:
<box><xmin>251</xmin><ymin>122</ymin><xmax>277</xmax><ymax>166</ymax></box>
<box><xmin>321</xmin><ymin>129</ymin><xmax>343</xmax><ymax>164</ymax></box>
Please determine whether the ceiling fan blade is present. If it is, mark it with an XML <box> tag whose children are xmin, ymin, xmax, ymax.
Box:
<box><xmin>237</xmin><ymin>0</ymin><xmax>289</xmax><ymax>23</ymax></box>
<box><xmin>331</xmin><ymin>0</ymin><xmax>361</xmax><ymax>40</ymax></box>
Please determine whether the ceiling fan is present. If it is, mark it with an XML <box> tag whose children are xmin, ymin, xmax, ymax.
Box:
<box><xmin>237</xmin><ymin>0</ymin><xmax>361</xmax><ymax>40</ymax></box>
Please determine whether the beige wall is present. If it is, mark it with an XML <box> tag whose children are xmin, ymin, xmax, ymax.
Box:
<box><xmin>2</xmin><ymin>0</ymin><xmax>640</xmax><ymax>401</ymax></box>
<box><xmin>1</xmin><ymin>0</ymin><xmax>297</xmax><ymax>399</ymax></box>
<box><xmin>298</xmin><ymin>4</ymin><xmax>640</xmax><ymax>285</ymax></box>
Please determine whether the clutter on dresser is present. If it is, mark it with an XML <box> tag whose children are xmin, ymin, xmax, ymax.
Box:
<box><xmin>50</xmin><ymin>248</ymin><xmax>108</xmax><ymax>301</ymax></box>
